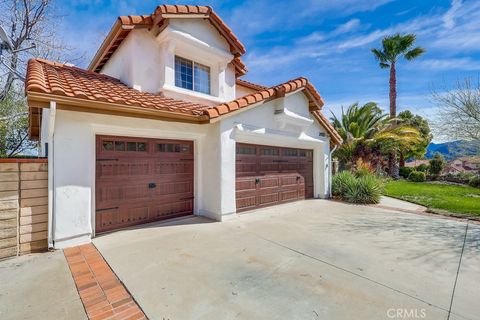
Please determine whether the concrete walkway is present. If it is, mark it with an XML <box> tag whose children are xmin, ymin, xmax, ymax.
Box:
<box><xmin>377</xmin><ymin>195</ymin><xmax>427</xmax><ymax>213</ymax></box>
<box><xmin>94</xmin><ymin>199</ymin><xmax>480</xmax><ymax>320</ymax></box>
<box><xmin>0</xmin><ymin>251</ymin><xmax>86</xmax><ymax>320</ymax></box>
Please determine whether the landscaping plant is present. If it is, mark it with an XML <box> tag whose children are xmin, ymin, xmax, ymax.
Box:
<box><xmin>332</xmin><ymin>171</ymin><xmax>383</xmax><ymax>204</ymax></box>
<box><xmin>429</xmin><ymin>152</ymin><xmax>445</xmax><ymax>176</ymax></box>
<box><xmin>408</xmin><ymin>171</ymin><xmax>426</xmax><ymax>182</ymax></box>
<box><xmin>469</xmin><ymin>176</ymin><xmax>480</xmax><ymax>188</ymax></box>
<box><xmin>332</xmin><ymin>171</ymin><xmax>357</xmax><ymax>197</ymax></box>
<box><xmin>344</xmin><ymin>175</ymin><xmax>383</xmax><ymax>204</ymax></box>
<box><xmin>399</xmin><ymin>166</ymin><xmax>413</xmax><ymax>179</ymax></box>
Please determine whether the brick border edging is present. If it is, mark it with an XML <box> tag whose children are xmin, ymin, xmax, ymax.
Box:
<box><xmin>64</xmin><ymin>244</ymin><xmax>147</xmax><ymax>320</ymax></box>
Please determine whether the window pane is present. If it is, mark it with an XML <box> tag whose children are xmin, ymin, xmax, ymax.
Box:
<box><xmin>283</xmin><ymin>148</ymin><xmax>298</xmax><ymax>157</ymax></box>
<box><xmin>194</xmin><ymin>62</ymin><xmax>210</xmax><ymax>94</ymax></box>
<box><xmin>137</xmin><ymin>142</ymin><xmax>147</xmax><ymax>151</ymax></box>
<box><xmin>180</xmin><ymin>144</ymin><xmax>190</xmax><ymax>153</ymax></box>
<box><xmin>236</xmin><ymin>146</ymin><xmax>256</xmax><ymax>155</ymax></box>
<box><xmin>158</xmin><ymin>143</ymin><xmax>175</xmax><ymax>152</ymax></box>
<box><xmin>261</xmin><ymin>148</ymin><xmax>279</xmax><ymax>156</ymax></box>
<box><xmin>103</xmin><ymin>141</ymin><xmax>114</xmax><ymax>151</ymax></box>
<box><xmin>127</xmin><ymin>142</ymin><xmax>137</xmax><ymax>151</ymax></box>
<box><xmin>175</xmin><ymin>56</ymin><xmax>193</xmax><ymax>90</ymax></box>
<box><xmin>115</xmin><ymin>141</ymin><xmax>125</xmax><ymax>151</ymax></box>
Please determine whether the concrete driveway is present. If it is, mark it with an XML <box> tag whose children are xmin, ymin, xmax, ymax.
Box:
<box><xmin>94</xmin><ymin>199</ymin><xmax>479</xmax><ymax>320</ymax></box>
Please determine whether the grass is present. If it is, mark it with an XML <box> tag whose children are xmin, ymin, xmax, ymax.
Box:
<box><xmin>384</xmin><ymin>180</ymin><xmax>480</xmax><ymax>216</ymax></box>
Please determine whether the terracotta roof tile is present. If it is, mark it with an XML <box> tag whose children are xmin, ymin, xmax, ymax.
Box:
<box><xmin>90</xmin><ymin>5</ymin><xmax>246</xmax><ymax>74</ymax></box>
<box><xmin>235</xmin><ymin>78</ymin><xmax>268</xmax><ymax>91</ymax></box>
<box><xmin>26</xmin><ymin>59</ymin><xmax>341</xmax><ymax>145</ymax></box>
<box><xmin>26</xmin><ymin>58</ymin><xmax>211</xmax><ymax>117</ymax></box>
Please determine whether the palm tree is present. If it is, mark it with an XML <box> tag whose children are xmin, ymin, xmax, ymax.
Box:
<box><xmin>371</xmin><ymin>33</ymin><xmax>425</xmax><ymax>177</ymax></box>
<box><xmin>331</xmin><ymin>102</ymin><xmax>422</xmax><ymax>171</ymax></box>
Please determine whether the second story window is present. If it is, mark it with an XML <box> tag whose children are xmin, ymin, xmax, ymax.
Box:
<box><xmin>175</xmin><ymin>56</ymin><xmax>211</xmax><ymax>95</ymax></box>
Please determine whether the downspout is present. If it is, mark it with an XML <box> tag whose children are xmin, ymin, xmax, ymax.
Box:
<box><xmin>328</xmin><ymin>144</ymin><xmax>337</xmax><ymax>198</ymax></box>
<box><xmin>47</xmin><ymin>101</ymin><xmax>56</xmax><ymax>249</ymax></box>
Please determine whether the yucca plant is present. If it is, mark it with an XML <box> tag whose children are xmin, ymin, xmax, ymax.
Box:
<box><xmin>332</xmin><ymin>171</ymin><xmax>356</xmax><ymax>197</ymax></box>
<box><xmin>344</xmin><ymin>175</ymin><xmax>383</xmax><ymax>204</ymax></box>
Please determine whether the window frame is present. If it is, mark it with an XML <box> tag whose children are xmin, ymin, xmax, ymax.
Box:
<box><xmin>174</xmin><ymin>55</ymin><xmax>211</xmax><ymax>95</ymax></box>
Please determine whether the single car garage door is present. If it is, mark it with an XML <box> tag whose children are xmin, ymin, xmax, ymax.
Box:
<box><xmin>235</xmin><ymin>143</ymin><xmax>313</xmax><ymax>212</ymax></box>
<box><xmin>95</xmin><ymin>135</ymin><xmax>194</xmax><ymax>233</ymax></box>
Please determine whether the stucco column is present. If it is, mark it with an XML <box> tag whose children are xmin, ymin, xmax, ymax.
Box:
<box><xmin>218</xmin><ymin>122</ymin><xmax>237</xmax><ymax>218</ymax></box>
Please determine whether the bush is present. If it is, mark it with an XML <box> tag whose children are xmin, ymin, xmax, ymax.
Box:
<box><xmin>416</xmin><ymin>164</ymin><xmax>429</xmax><ymax>172</ymax></box>
<box><xmin>332</xmin><ymin>171</ymin><xmax>356</xmax><ymax>197</ymax></box>
<box><xmin>469</xmin><ymin>176</ymin><xmax>480</xmax><ymax>188</ymax></box>
<box><xmin>344</xmin><ymin>175</ymin><xmax>383</xmax><ymax>204</ymax></box>
<box><xmin>429</xmin><ymin>153</ymin><xmax>445</xmax><ymax>176</ymax></box>
<box><xmin>353</xmin><ymin>159</ymin><xmax>375</xmax><ymax>178</ymax></box>
<box><xmin>399</xmin><ymin>166</ymin><xmax>414</xmax><ymax>179</ymax></box>
<box><xmin>332</xmin><ymin>171</ymin><xmax>383</xmax><ymax>204</ymax></box>
<box><xmin>408</xmin><ymin>171</ymin><xmax>426</xmax><ymax>182</ymax></box>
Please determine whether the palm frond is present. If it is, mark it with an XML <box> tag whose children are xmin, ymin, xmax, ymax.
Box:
<box><xmin>405</xmin><ymin>47</ymin><xmax>426</xmax><ymax>60</ymax></box>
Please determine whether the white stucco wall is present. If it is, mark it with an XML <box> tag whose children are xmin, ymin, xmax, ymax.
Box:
<box><xmin>47</xmin><ymin>110</ymin><xmax>222</xmax><ymax>248</ymax></box>
<box><xmin>43</xmin><ymin>89</ymin><xmax>331</xmax><ymax>248</ymax></box>
<box><xmin>235</xmin><ymin>84</ymin><xmax>257</xmax><ymax>98</ymax></box>
<box><xmin>102</xmin><ymin>19</ymin><xmax>236</xmax><ymax>106</ymax></box>
<box><xmin>216</xmin><ymin>91</ymin><xmax>331</xmax><ymax>215</ymax></box>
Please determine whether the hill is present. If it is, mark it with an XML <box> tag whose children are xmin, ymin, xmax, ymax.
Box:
<box><xmin>426</xmin><ymin>140</ymin><xmax>480</xmax><ymax>161</ymax></box>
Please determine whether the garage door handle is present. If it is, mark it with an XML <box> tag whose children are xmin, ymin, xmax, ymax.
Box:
<box><xmin>255</xmin><ymin>178</ymin><xmax>260</xmax><ymax>184</ymax></box>
<box><xmin>296</xmin><ymin>176</ymin><xmax>301</xmax><ymax>180</ymax></box>
<box><xmin>148</xmin><ymin>183</ymin><xmax>156</xmax><ymax>188</ymax></box>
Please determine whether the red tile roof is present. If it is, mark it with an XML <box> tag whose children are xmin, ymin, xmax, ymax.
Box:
<box><xmin>26</xmin><ymin>58</ymin><xmax>341</xmax><ymax>145</ymax></box>
<box><xmin>236</xmin><ymin>78</ymin><xmax>268</xmax><ymax>91</ymax></box>
<box><xmin>205</xmin><ymin>77</ymin><xmax>325</xmax><ymax>118</ymax></box>
<box><xmin>89</xmin><ymin>5</ymin><xmax>246</xmax><ymax>75</ymax></box>
<box><xmin>27</xmin><ymin>59</ymin><xmax>211</xmax><ymax>117</ymax></box>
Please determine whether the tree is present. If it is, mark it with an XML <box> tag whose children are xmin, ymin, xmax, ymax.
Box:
<box><xmin>429</xmin><ymin>152</ymin><xmax>445</xmax><ymax>176</ymax></box>
<box><xmin>0</xmin><ymin>89</ymin><xmax>35</xmax><ymax>157</ymax></box>
<box><xmin>398</xmin><ymin>110</ymin><xmax>433</xmax><ymax>164</ymax></box>
<box><xmin>331</xmin><ymin>103</ymin><xmax>422</xmax><ymax>171</ymax></box>
<box><xmin>433</xmin><ymin>78</ymin><xmax>480</xmax><ymax>146</ymax></box>
<box><xmin>0</xmin><ymin>0</ymin><xmax>79</xmax><ymax>157</ymax></box>
<box><xmin>371</xmin><ymin>33</ymin><xmax>426</xmax><ymax>178</ymax></box>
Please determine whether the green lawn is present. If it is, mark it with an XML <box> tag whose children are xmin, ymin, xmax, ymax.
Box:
<box><xmin>384</xmin><ymin>180</ymin><xmax>480</xmax><ymax>216</ymax></box>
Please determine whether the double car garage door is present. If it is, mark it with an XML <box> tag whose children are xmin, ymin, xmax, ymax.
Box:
<box><xmin>236</xmin><ymin>143</ymin><xmax>314</xmax><ymax>212</ymax></box>
<box><xmin>95</xmin><ymin>136</ymin><xmax>313</xmax><ymax>233</ymax></box>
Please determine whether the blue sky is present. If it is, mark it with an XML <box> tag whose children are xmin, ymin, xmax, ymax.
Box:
<box><xmin>57</xmin><ymin>0</ymin><xmax>480</xmax><ymax>127</ymax></box>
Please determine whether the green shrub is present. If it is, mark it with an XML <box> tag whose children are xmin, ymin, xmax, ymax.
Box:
<box><xmin>399</xmin><ymin>166</ymin><xmax>413</xmax><ymax>179</ymax></box>
<box><xmin>408</xmin><ymin>171</ymin><xmax>426</xmax><ymax>182</ymax></box>
<box><xmin>416</xmin><ymin>164</ymin><xmax>429</xmax><ymax>172</ymax></box>
<box><xmin>344</xmin><ymin>175</ymin><xmax>383</xmax><ymax>204</ymax></box>
<box><xmin>469</xmin><ymin>176</ymin><xmax>480</xmax><ymax>188</ymax></box>
<box><xmin>332</xmin><ymin>171</ymin><xmax>356</xmax><ymax>197</ymax></box>
<box><xmin>429</xmin><ymin>153</ymin><xmax>445</xmax><ymax>176</ymax></box>
<box><xmin>354</xmin><ymin>167</ymin><xmax>373</xmax><ymax>178</ymax></box>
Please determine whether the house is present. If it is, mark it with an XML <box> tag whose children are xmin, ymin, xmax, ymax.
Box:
<box><xmin>443</xmin><ymin>156</ymin><xmax>480</xmax><ymax>175</ymax></box>
<box><xmin>404</xmin><ymin>159</ymin><xmax>430</xmax><ymax>168</ymax></box>
<box><xmin>25</xmin><ymin>5</ymin><xmax>342</xmax><ymax>248</ymax></box>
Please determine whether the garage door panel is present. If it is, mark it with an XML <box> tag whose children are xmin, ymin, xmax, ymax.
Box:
<box><xmin>236</xmin><ymin>178</ymin><xmax>256</xmax><ymax>191</ymax></box>
<box><xmin>96</xmin><ymin>136</ymin><xmax>194</xmax><ymax>234</ymax></box>
<box><xmin>236</xmin><ymin>143</ymin><xmax>314</xmax><ymax>212</ymax></box>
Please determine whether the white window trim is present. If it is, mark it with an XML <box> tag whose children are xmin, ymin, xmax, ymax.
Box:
<box><xmin>174</xmin><ymin>55</ymin><xmax>211</xmax><ymax>95</ymax></box>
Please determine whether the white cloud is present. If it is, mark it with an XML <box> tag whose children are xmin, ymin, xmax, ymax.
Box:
<box><xmin>412</xmin><ymin>58</ymin><xmax>480</xmax><ymax>71</ymax></box>
<box><xmin>442</xmin><ymin>0</ymin><xmax>462</xmax><ymax>29</ymax></box>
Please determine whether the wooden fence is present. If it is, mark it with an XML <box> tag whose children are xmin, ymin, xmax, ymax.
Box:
<box><xmin>0</xmin><ymin>159</ymin><xmax>48</xmax><ymax>259</ymax></box>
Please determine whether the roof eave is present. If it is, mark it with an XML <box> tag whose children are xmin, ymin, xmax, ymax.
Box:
<box><xmin>26</xmin><ymin>91</ymin><xmax>209</xmax><ymax>124</ymax></box>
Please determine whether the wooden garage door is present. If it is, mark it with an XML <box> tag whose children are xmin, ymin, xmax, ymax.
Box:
<box><xmin>95</xmin><ymin>135</ymin><xmax>194</xmax><ymax>233</ymax></box>
<box><xmin>236</xmin><ymin>143</ymin><xmax>313</xmax><ymax>212</ymax></box>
